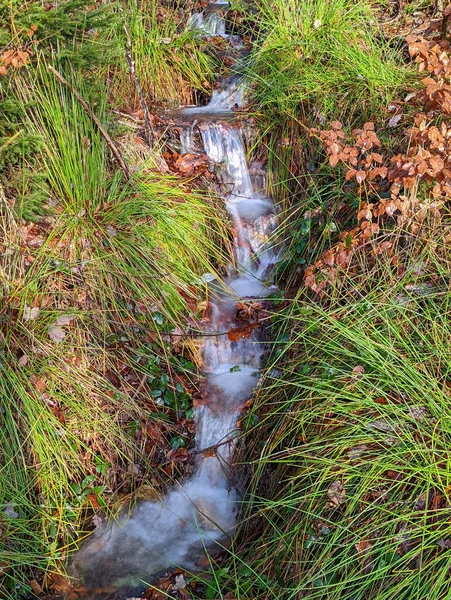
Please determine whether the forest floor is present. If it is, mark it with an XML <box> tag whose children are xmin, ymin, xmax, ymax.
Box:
<box><xmin>2</xmin><ymin>0</ymin><xmax>451</xmax><ymax>599</ymax></box>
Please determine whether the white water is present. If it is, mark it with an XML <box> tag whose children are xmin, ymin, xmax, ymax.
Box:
<box><xmin>186</xmin><ymin>1</ymin><xmax>242</xmax><ymax>50</ymax></box>
<box><xmin>187</xmin><ymin>6</ymin><xmax>226</xmax><ymax>38</ymax></box>
<box><xmin>73</xmin><ymin>4</ymin><xmax>279</xmax><ymax>592</ymax></box>
<box><xmin>183</xmin><ymin>77</ymin><xmax>244</xmax><ymax>115</ymax></box>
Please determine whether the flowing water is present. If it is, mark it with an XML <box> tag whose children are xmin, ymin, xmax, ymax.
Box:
<box><xmin>72</xmin><ymin>3</ymin><xmax>278</xmax><ymax>593</ymax></box>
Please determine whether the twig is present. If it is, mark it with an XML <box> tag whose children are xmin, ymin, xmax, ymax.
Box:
<box><xmin>47</xmin><ymin>65</ymin><xmax>131</xmax><ymax>181</ymax></box>
<box><xmin>189</xmin><ymin>434</ymin><xmax>238</xmax><ymax>457</ymax></box>
<box><xmin>121</xmin><ymin>11</ymin><xmax>154</xmax><ymax>147</ymax></box>
<box><xmin>131</xmin><ymin>372</ymin><xmax>148</xmax><ymax>400</ymax></box>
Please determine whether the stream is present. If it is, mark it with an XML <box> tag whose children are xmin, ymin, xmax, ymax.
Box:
<box><xmin>72</xmin><ymin>3</ymin><xmax>279</xmax><ymax>594</ymax></box>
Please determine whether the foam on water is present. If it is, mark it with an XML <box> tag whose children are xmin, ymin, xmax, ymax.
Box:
<box><xmin>227</xmin><ymin>194</ymin><xmax>274</xmax><ymax>221</ymax></box>
<box><xmin>183</xmin><ymin>78</ymin><xmax>244</xmax><ymax>115</ymax></box>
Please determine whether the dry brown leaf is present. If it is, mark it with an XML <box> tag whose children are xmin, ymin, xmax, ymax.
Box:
<box><xmin>48</xmin><ymin>326</ymin><xmax>66</xmax><ymax>344</ymax></box>
<box><xmin>23</xmin><ymin>306</ymin><xmax>40</xmax><ymax>321</ymax></box>
<box><xmin>226</xmin><ymin>323</ymin><xmax>259</xmax><ymax>342</ymax></box>
<box><xmin>327</xmin><ymin>480</ymin><xmax>346</xmax><ymax>506</ymax></box>
<box><xmin>355</xmin><ymin>539</ymin><xmax>372</xmax><ymax>555</ymax></box>
<box><xmin>54</xmin><ymin>315</ymin><xmax>74</xmax><ymax>327</ymax></box>
<box><xmin>32</xmin><ymin>376</ymin><xmax>47</xmax><ymax>394</ymax></box>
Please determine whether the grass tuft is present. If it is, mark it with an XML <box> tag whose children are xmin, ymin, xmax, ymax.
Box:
<box><xmin>246</xmin><ymin>0</ymin><xmax>410</xmax><ymax>122</ymax></box>
<box><xmin>219</xmin><ymin>229</ymin><xmax>451</xmax><ymax>600</ymax></box>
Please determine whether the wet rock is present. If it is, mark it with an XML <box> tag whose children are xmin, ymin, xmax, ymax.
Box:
<box><xmin>247</xmin><ymin>213</ymin><xmax>278</xmax><ymax>255</ymax></box>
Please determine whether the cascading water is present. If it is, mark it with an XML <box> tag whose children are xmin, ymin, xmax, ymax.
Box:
<box><xmin>186</xmin><ymin>1</ymin><xmax>242</xmax><ymax>49</ymax></box>
<box><xmin>72</xmin><ymin>3</ymin><xmax>279</xmax><ymax>594</ymax></box>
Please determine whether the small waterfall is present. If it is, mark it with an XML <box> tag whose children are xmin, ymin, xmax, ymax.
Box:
<box><xmin>180</xmin><ymin>127</ymin><xmax>194</xmax><ymax>154</ymax></box>
<box><xmin>200</xmin><ymin>124</ymin><xmax>252</xmax><ymax>197</ymax></box>
<box><xmin>183</xmin><ymin>77</ymin><xmax>244</xmax><ymax>115</ymax></box>
<box><xmin>186</xmin><ymin>2</ymin><xmax>228</xmax><ymax>38</ymax></box>
<box><xmin>72</xmin><ymin>3</ymin><xmax>279</xmax><ymax>593</ymax></box>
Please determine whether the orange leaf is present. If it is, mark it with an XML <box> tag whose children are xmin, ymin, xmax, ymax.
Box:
<box><xmin>355</xmin><ymin>170</ymin><xmax>367</xmax><ymax>183</ymax></box>
<box><xmin>329</xmin><ymin>153</ymin><xmax>340</xmax><ymax>167</ymax></box>
<box><xmin>87</xmin><ymin>493</ymin><xmax>100</xmax><ymax>508</ymax></box>
<box><xmin>32</xmin><ymin>376</ymin><xmax>47</xmax><ymax>394</ymax></box>
<box><xmin>227</xmin><ymin>323</ymin><xmax>258</xmax><ymax>342</ymax></box>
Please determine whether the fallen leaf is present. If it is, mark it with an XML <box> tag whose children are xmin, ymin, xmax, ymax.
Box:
<box><xmin>86</xmin><ymin>493</ymin><xmax>100</xmax><ymax>508</ymax></box>
<box><xmin>388</xmin><ymin>114</ymin><xmax>402</xmax><ymax>128</ymax></box>
<box><xmin>327</xmin><ymin>480</ymin><xmax>346</xmax><ymax>506</ymax></box>
<box><xmin>23</xmin><ymin>306</ymin><xmax>40</xmax><ymax>321</ymax></box>
<box><xmin>48</xmin><ymin>326</ymin><xmax>66</xmax><ymax>344</ymax></box>
<box><xmin>227</xmin><ymin>322</ymin><xmax>259</xmax><ymax>342</ymax></box>
<box><xmin>174</xmin><ymin>153</ymin><xmax>209</xmax><ymax>176</ymax></box>
<box><xmin>30</xmin><ymin>580</ymin><xmax>42</xmax><ymax>595</ymax></box>
<box><xmin>174</xmin><ymin>574</ymin><xmax>186</xmax><ymax>590</ymax></box>
<box><xmin>386</xmin><ymin>470</ymin><xmax>404</xmax><ymax>481</ymax></box>
<box><xmin>105</xmin><ymin>225</ymin><xmax>117</xmax><ymax>237</ymax></box>
<box><xmin>348</xmin><ymin>445</ymin><xmax>367</xmax><ymax>460</ymax></box>
<box><xmin>202</xmin><ymin>447</ymin><xmax>217</xmax><ymax>458</ymax></box>
<box><xmin>32</xmin><ymin>376</ymin><xmax>47</xmax><ymax>394</ymax></box>
<box><xmin>49</xmin><ymin>573</ymin><xmax>73</xmax><ymax>594</ymax></box>
<box><xmin>355</xmin><ymin>170</ymin><xmax>367</xmax><ymax>184</ymax></box>
<box><xmin>355</xmin><ymin>539</ymin><xmax>372</xmax><ymax>554</ymax></box>
<box><xmin>374</xmin><ymin>396</ymin><xmax>388</xmax><ymax>405</ymax></box>
<box><xmin>4</xmin><ymin>504</ymin><xmax>19</xmax><ymax>518</ymax></box>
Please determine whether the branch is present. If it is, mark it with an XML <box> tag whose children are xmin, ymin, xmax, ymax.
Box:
<box><xmin>47</xmin><ymin>65</ymin><xmax>131</xmax><ymax>181</ymax></box>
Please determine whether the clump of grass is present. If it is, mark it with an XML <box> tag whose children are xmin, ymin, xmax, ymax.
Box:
<box><xmin>19</xmin><ymin>64</ymin><xmax>228</xmax><ymax>315</ymax></box>
<box><xmin>246</xmin><ymin>0</ymin><xmax>409</xmax><ymax>123</ymax></box>
<box><xmin>0</xmin><ymin>0</ymin><xmax>116</xmax><ymax>224</ymax></box>
<box><xmin>217</xmin><ymin>229</ymin><xmax>451</xmax><ymax>600</ymax></box>
<box><xmin>109</xmin><ymin>0</ymin><xmax>218</xmax><ymax>109</ymax></box>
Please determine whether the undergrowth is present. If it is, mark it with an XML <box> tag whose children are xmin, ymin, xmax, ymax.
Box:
<box><xmin>2</xmin><ymin>0</ymin><xmax>448</xmax><ymax>597</ymax></box>
<box><xmin>202</xmin><ymin>8</ymin><xmax>451</xmax><ymax>600</ymax></box>
<box><xmin>238</xmin><ymin>0</ymin><xmax>415</xmax><ymax>273</ymax></box>
<box><xmin>0</xmin><ymin>47</ymin><xmax>228</xmax><ymax>600</ymax></box>
<box><xmin>209</xmin><ymin>228</ymin><xmax>451</xmax><ymax>600</ymax></box>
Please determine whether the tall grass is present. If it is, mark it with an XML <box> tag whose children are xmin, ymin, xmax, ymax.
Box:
<box><xmin>109</xmin><ymin>0</ymin><xmax>218</xmax><ymax>109</ymax></box>
<box><xmin>246</xmin><ymin>0</ymin><xmax>409</xmax><ymax>122</ymax></box>
<box><xmin>18</xmin><ymin>65</ymin><xmax>228</xmax><ymax>318</ymax></box>
<box><xmin>242</xmin><ymin>0</ymin><xmax>414</xmax><ymax>244</ymax></box>
<box><xmin>0</xmin><ymin>63</ymin><xmax>229</xmax><ymax>594</ymax></box>
<box><xmin>215</xmin><ymin>230</ymin><xmax>451</xmax><ymax>600</ymax></box>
